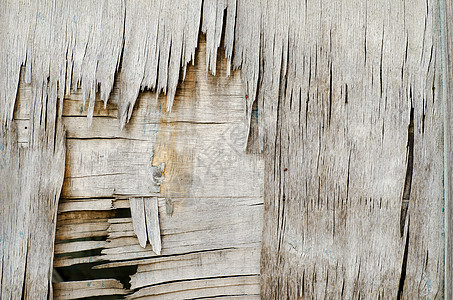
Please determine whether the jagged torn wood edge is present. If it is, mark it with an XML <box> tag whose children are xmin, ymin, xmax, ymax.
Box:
<box><xmin>129</xmin><ymin>162</ymin><xmax>165</xmax><ymax>255</ymax></box>
<box><xmin>0</xmin><ymin>0</ymin><xmax>258</xmax><ymax>151</ymax></box>
<box><xmin>129</xmin><ymin>197</ymin><xmax>162</xmax><ymax>255</ymax></box>
<box><xmin>3</xmin><ymin>0</ymin><xmax>446</xmax><ymax>298</ymax></box>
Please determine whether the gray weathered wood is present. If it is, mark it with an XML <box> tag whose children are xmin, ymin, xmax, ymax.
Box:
<box><xmin>144</xmin><ymin>197</ymin><xmax>162</xmax><ymax>255</ymax></box>
<box><xmin>0</xmin><ymin>121</ymin><xmax>65</xmax><ymax>299</ymax></box>
<box><xmin>48</xmin><ymin>40</ymin><xmax>262</xmax><ymax>298</ymax></box>
<box><xmin>129</xmin><ymin>197</ymin><xmax>162</xmax><ymax>254</ymax></box>
<box><xmin>260</xmin><ymin>0</ymin><xmax>444</xmax><ymax>298</ymax></box>
<box><xmin>1</xmin><ymin>0</ymin><xmax>449</xmax><ymax>298</ymax></box>
<box><xmin>440</xmin><ymin>0</ymin><xmax>453</xmax><ymax>298</ymax></box>
<box><xmin>53</xmin><ymin>279</ymin><xmax>127</xmax><ymax>300</ymax></box>
<box><xmin>129</xmin><ymin>197</ymin><xmax>148</xmax><ymax>248</ymax></box>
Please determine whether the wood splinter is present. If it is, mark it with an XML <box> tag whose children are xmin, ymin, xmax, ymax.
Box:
<box><xmin>129</xmin><ymin>197</ymin><xmax>162</xmax><ymax>255</ymax></box>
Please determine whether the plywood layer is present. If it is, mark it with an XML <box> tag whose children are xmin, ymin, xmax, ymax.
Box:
<box><xmin>12</xmin><ymin>40</ymin><xmax>263</xmax><ymax>299</ymax></box>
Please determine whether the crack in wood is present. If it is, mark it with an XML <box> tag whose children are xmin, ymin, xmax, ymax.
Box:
<box><xmin>397</xmin><ymin>218</ymin><xmax>410</xmax><ymax>300</ymax></box>
<box><xmin>400</xmin><ymin>106</ymin><xmax>414</xmax><ymax>237</ymax></box>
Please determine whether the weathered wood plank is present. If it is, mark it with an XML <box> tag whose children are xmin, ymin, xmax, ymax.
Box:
<box><xmin>58</xmin><ymin>198</ymin><xmax>114</xmax><ymax>213</ymax></box>
<box><xmin>144</xmin><ymin>197</ymin><xmax>161</xmax><ymax>255</ymax></box>
<box><xmin>441</xmin><ymin>0</ymin><xmax>453</xmax><ymax>298</ymax></box>
<box><xmin>100</xmin><ymin>197</ymin><xmax>262</xmax><ymax>262</ymax></box>
<box><xmin>5</xmin><ymin>1</ymin><xmax>446</xmax><ymax>298</ymax></box>
<box><xmin>0</xmin><ymin>120</ymin><xmax>66</xmax><ymax>298</ymax></box>
<box><xmin>129</xmin><ymin>197</ymin><xmax>162</xmax><ymax>254</ymax></box>
<box><xmin>53</xmin><ymin>256</ymin><xmax>104</xmax><ymax>269</ymax></box>
<box><xmin>53</xmin><ymin>279</ymin><xmax>127</xmax><ymax>299</ymax></box>
<box><xmin>127</xmin><ymin>276</ymin><xmax>260</xmax><ymax>299</ymax></box>
<box><xmin>260</xmin><ymin>0</ymin><xmax>444</xmax><ymax>298</ymax></box>
<box><xmin>57</xmin><ymin>211</ymin><xmax>115</xmax><ymax>223</ymax></box>
<box><xmin>55</xmin><ymin>241</ymin><xmax>107</xmax><ymax>254</ymax></box>
<box><xmin>56</xmin><ymin>221</ymin><xmax>109</xmax><ymax>240</ymax></box>
<box><xmin>46</xmin><ymin>36</ymin><xmax>263</xmax><ymax>299</ymax></box>
<box><xmin>62</xmin><ymin>138</ymin><xmax>162</xmax><ymax>198</ymax></box>
<box><xmin>129</xmin><ymin>247</ymin><xmax>259</xmax><ymax>290</ymax></box>
<box><xmin>129</xmin><ymin>198</ymin><xmax>148</xmax><ymax>248</ymax></box>
<box><xmin>3</xmin><ymin>1</ymin><xmax>258</xmax><ymax>299</ymax></box>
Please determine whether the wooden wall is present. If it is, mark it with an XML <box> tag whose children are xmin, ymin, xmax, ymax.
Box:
<box><xmin>1</xmin><ymin>0</ymin><xmax>451</xmax><ymax>299</ymax></box>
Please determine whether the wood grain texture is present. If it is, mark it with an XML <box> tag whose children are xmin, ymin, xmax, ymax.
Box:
<box><xmin>129</xmin><ymin>197</ymin><xmax>148</xmax><ymax>248</ymax></box>
<box><xmin>440</xmin><ymin>0</ymin><xmax>453</xmax><ymax>298</ymax></box>
<box><xmin>129</xmin><ymin>197</ymin><xmax>162</xmax><ymax>254</ymax></box>
<box><xmin>127</xmin><ymin>276</ymin><xmax>260</xmax><ymax>300</ymax></box>
<box><xmin>53</xmin><ymin>279</ymin><xmax>127</xmax><ymax>299</ymax></box>
<box><xmin>43</xmin><ymin>40</ymin><xmax>262</xmax><ymax>298</ymax></box>
<box><xmin>1</xmin><ymin>0</ymin><xmax>449</xmax><ymax>298</ymax></box>
<box><xmin>0</xmin><ymin>119</ymin><xmax>66</xmax><ymax>298</ymax></box>
<box><xmin>259</xmin><ymin>1</ymin><xmax>444</xmax><ymax>298</ymax></box>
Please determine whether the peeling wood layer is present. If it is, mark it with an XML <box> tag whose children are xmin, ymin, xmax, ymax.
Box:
<box><xmin>129</xmin><ymin>197</ymin><xmax>161</xmax><ymax>254</ymax></box>
<box><xmin>32</xmin><ymin>41</ymin><xmax>261</xmax><ymax>299</ymax></box>
<box><xmin>0</xmin><ymin>0</ymin><xmax>450</xmax><ymax>299</ymax></box>
<box><xmin>0</xmin><ymin>0</ymin><xmax>245</xmax><ymax>134</ymax></box>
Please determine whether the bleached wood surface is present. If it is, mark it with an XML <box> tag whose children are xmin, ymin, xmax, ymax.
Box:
<box><xmin>0</xmin><ymin>114</ymin><xmax>66</xmax><ymax>299</ymax></box>
<box><xmin>129</xmin><ymin>197</ymin><xmax>161</xmax><ymax>254</ymax></box>
<box><xmin>1</xmin><ymin>0</ymin><xmax>450</xmax><ymax>298</ymax></box>
<box><xmin>441</xmin><ymin>1</ymin><xmax>453</xmax><ymax>298</ymax></box>
<box><xmin>260</xmin><ymin>1</ymin><xmax>445</xmax><ymax>298</ymax></box>
<box><xmin>53</xmin><ymin>279</ymin><xmax>127</xmax><ymax>299</ymax></box>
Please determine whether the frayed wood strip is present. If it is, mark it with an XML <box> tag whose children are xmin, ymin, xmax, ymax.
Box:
<box><xmin>130</xmin><ymin>197</ymin><xmax>162</xmax><ymax>255</ymax></box>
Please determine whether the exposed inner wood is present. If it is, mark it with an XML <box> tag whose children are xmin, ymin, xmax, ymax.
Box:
<box><xmin>10</xmin><ymin>39</ymin><xmax>263</xmax><ymax>299</ymax></box>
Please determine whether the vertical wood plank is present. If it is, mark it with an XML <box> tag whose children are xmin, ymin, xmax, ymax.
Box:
<box><xmin>0</xmin><ymin>119</ymin><xmax>65</xmax><ymax>299</ymax></box>
<box><xmin>440</xmin><ymin>0</ymin><xmax>453</xmax><ymax>298</ymax></box>
<box><xmin>144</xmin><ymin>197</ymin><xmax>162</xmax><ymax>255</ymax></box>
<box><xmin>260</xmin><ymin>0</ymin><xmax>444</xmax><ymax>298</ymax></box>
<box><xmin>129</xmin><ymin>197</ymin><xmax>147</xmax><ymax>248</ymax></box>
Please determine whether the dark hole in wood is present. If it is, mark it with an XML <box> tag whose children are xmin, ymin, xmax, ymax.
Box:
<box><xmin>400</xmin><ymin>106</ymin><xmax>414</xmax><ymax>237</ymax></box>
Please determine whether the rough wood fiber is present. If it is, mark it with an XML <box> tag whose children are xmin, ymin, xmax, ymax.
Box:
<box><xmin>259</xmin><ymin>1</ymin><xmax>444</xmax><ymax>299</ymax></box>
<box><xmin>440</xmin><ymin>0</ymin><xmax>453</xmax><ymax>298</ymax></box>
<box><xmin>129</xmin><ymin>197</ymin><xmax>162</xmax><ymax>254</ymax></box>
<box><xmin>0</xmin><ymin>122</ymin><xmax>65</xmax><ymax>299</ymax></box>
<box><xmin>53</xmin><ymin>279</ymin><xmax>127</xmax><ymax>299</ymax></box>
<box><xmin>0</xmin><ymin>0</ymin><xmax>449</xmax><ymax>299</ymax></box>
<box><xmin>42</xmin><ymin>41</ymin><xmax>261</xmax><ymax>298</ymax></box>
<box><xmin>0</xmin><ymin>0</ymin><xmax>238</xmax><ymax>129</ymax></box>
<box><xmin>127</xmin><ymin>276</ymin><xmax>260</xmax><ymax>300</ymax></box>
